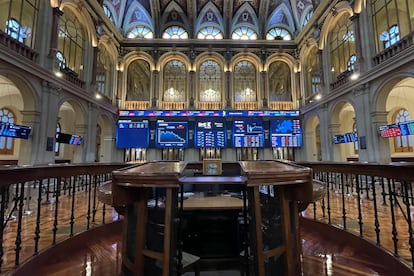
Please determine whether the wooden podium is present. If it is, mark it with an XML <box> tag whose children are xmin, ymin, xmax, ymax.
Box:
<box><xmin>111</xmin><ymin>160</ymin><xmax>312</xmax><ymax>276</ymax></box>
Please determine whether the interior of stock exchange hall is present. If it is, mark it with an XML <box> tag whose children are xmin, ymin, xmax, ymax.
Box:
<box><xmin>0</xmin><ymin>0</ymin><xmax>414</xmax><ymax>275</ymax></box>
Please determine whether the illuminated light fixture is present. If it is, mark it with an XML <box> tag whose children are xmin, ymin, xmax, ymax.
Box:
<box><xmin>314</xmin><ymin>93</ymin><xmax>322</xmax><ymax>100</ymax></box>
<box><xmin>331</xmin><ymin>67</ymin><xmax>335</xmax><ymax>72</ymax></box>
<box><xmin>350</xmin><ymin>72</ymin><xmax>359</xmax><ymax>80</ymax></box>
<box><xmin>95</xmin><ymin>93</ymin><xmax>102</xmax><ymax>99</ymax></box>
<box><xmin>55</xmin><ymin>71</ymin><xmax>63</xmax><ymax>78</ymax></box>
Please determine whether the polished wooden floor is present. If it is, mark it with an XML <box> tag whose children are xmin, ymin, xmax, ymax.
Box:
<box><xmin>1</xmin><ymin>186</ymin><xmax>412</xmax><ymax>275</ymax></box>
<box><xmin>15</xmin><ymin>221</ymin><xmax>392</xmax><ymax>276</ymax></box>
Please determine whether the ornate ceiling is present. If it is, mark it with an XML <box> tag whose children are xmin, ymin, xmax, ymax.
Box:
<box><xmin>104</xmin><ymin>0</ymin><xmax>317</xmax><ymax>39</ymax></box>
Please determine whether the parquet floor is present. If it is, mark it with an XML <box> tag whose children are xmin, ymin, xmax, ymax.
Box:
<box><xmin>1</xmin><ymin>186</ymin><xmax>413</xmax><ymax>275</ymax></box>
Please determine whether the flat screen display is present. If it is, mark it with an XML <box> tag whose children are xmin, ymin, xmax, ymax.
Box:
<box><xmin>156</xmin><ymin>121</ymin><xmax>188</xmax><ymax>148</ymax></box>
<box><xmin>56</xmin><ymin>132</ymin><xmax>83</xmax><ymax>145</ymax></box>
<box><xmin>0</xmin><ymin>122</ymin><xmax>31</xmax><ymax>139</ymax></box>
<box><xmin>232</xmin><ymin>120</ymin><xmax>264</xmax><ymax>148</ymax></box>
<box><xmin>398</xmin><ymin>120</ymin><xmax>414</xmax><ymax>136</ymax></box>
<box><xmin>116</xmin><ymin>120</ymin><xmax>149</xmax><ymax>148</ymax></box>
<box><xmin>270</xmin><ymin>119</ymin><xmax>302</xmax><ymax>147</ymax></box>
<box><xmin>194</xmin><ymin>119</ymin><xmax>226</xmax><ymax>148</ymax></box>
<box><xmin>379</xmin><ymin>124</ymin><xmax>401</xmax><ymax>138</ymax></box>
<box><xmin>333</xmin><ymin>132</ymin><xmax>358</xmax><ymax>144</ymax></box>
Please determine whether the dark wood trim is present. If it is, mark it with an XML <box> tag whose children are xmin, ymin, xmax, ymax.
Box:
<box><xmin>12</xmin><ymin>220</ymin><xmax>122</xmax><ymax>276</ymax></box>
<box><xmin>299</xmin><ymin>217</ymin><xmax>413</xmax><ymax>275</ymax></box>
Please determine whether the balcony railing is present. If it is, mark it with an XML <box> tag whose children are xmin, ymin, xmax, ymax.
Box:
<box><xmin>269</xmin><ymin>101</ymin><xmax>294</xmax><ymax>110</ymax></box>
<box><xmin>0</xmin><ymin>163</ymin><xmax>129</xmax><ymax>274</ymax></box>
<box><xmin>373</xmin><ymin>32</ymin><xmax>414</xmax><ymax>66</ymax></box>
<box><xmin>198</xmin><ymin>101</ymin><xmax>223</xmax><ymax>110</ymax></box>
<box><xmin>298</xmin><ymin>161</ymin><xmax>414</xmax><ymax>271</ymax></box>
<box><xmin>0</xmin><ymin>29</ymin><xmax>37</xmax><ymax>61</ymax></box>
<box><xmin>124</xmin><ymin>101</ymin><xmax>150</xmax><ymax>110</ymax></box>
<box><xmin>234</xmin><ymin>102</ymin><xmax>258</xmax><ymax>110</ymax></box>
<box><xmin>60</xmin><ymin>67</ymin><xmax>85</xmax><ymax>88</ymax></box>
<box><xmin>161</xmin><ymin>102</ymin><xmax>186</xmax><ymax>110</ymax></box>
<box><xmin>1</xmin><ymin>161</ymin><xmax>413</xmax><ymax>274</ymax></box>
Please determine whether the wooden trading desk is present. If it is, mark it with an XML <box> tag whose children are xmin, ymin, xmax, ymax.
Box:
<box><xmin>182</xmin><ymin>194</ymin><xmax>244</xmax><ymax>210</ymax></box>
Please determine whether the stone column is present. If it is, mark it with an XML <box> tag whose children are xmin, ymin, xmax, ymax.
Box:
<box><xmin>261</xmin><ymin>70</ymin><xmax>268</xmax><ymax>108</ymax></box>
<box><xmin>48</xmin><ymin>7</ymin><xmax>63</xmax><ymax>70</ymax></box>
<box><xmin>352</xmin><ymin>84</ymin><xmax>372</xmax><ymax>162</ymax></box>
<box><xmin>31</xmin><ymin>81</ymin><xmax>61</xmax><ymax>165</ymax></box>
<box><xmin>370</xmin><ymin>111</ymin><xmax>391</xmax><ymax>163</ymax></box>
<box><xmin>189</xmin><ymin>70</ymin><xmax>196</xmax><ymax>108</ymax></box>
<box><xmin>152</xmin><ymin>70</ymin><xmax>159</xmax><ymax>108</ymax></box>
<box><xmin>72</xmin><ymin>123</ymin><xmax>88</xmax><ymax>163</ymax></box>
<box><xmin>116</xmin><ymin>69</ymin><xmax>123</xmax><ymax>108</ymax></box>
<box><xmin>35</xmin><ymin>1</ymin><xmax>54</xmax><ymax>68</ymax></box>
<box><xmin>328</xmin><ymin>123</ymin><xmax>341</xmax><ymax>161</ymax></box>
<box><xmin>317</xmin><ymin>104</ymin><xmax>330</xmax><ymax>161</ymax></box>
<box><xmin>19</xmin><ymin>111</ymin><xmax>41</xmax><ymax>165</ymax></box>
<box><xmin>225</xmin><ymin>70</ymin><xmax>231</xmax><ymax>108</ymax></box>
<box><xmin>350</xmin><ymin>14</ymin><xmax>363</xmax><ymax>74</ymax></box>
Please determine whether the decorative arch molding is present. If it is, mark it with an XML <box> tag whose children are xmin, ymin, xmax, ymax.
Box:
<box><xmin>120</xmin><ymin>51</ymin><xmax>156</xmax><ymax>72</ymax></box>
<box><xmin>120</xmin><ymin>52</ymin><xmax>155</xmax><ymax>104</ymax></box>
<box><xmin>0</xmin><ymin>71</ymin><xmax>38</xmax><ymax>111</ymax></box>
<box><xmin>96</xmin><ymin>112</ymin><xmax>116</xmax><ymax>134</ymax></box>
<box><xmin>319</xmin><ymin>3</ymin><xmax>353</xmax><ymax>50</ymax></box>
<box><xmin>230</xmin><ymin>52</ymin><xmax>262</xmax><ymax>72</ymax></box>
<box><xmin>328</xmin><ymin>100</ymin><xmax>356</xmax><ymax>126</ymax></box>
<box><xmin>98</xmin><ymin>35</ymin><xmax>119</xmax><ymax>66</ymax></box>
<box><xmin>298</xmin><ymin>5</ymin><xmax>314</xmax><ymax>29</ymax></box>
<box><xmin>299</xmin><ymin>39</ymin><xmax>319</xmax><ymax>61</ymax></box>
<box><xmin>354</xmin><ymin>0</ymin><xmax>365</xmax><ymax>14</ymax></box>
<box><xmin>160</xmin><ymin>1</ymin><xmax>189</xmax><ymax>33</ymax></box>
<box><xmin>373</xmin><ymin>74</ymin><xmax>414</xmax><ymax>113</ymax></box>
<box><xmin>60</xmin><ymin>1</ymin><xmax>98</xmax><ymax>47</ymax></box>
<box><xmin>264</xmin><ymin>53</ymin><xmax>297</xmax><ymax>72</ymax></box>
<box><xmin>231</xmin><ymin>3</ymin><xmax>259</xmax><ymax>34</ymax></box>
<box><xmin>158</xmin><ymin>52</ymin><xmax>191</xmax><ymax>72</ymax></box>
<box><xmin>195</xmin><ymin>2</ymin><xmax>224</xmax><ymax>35</ymax></box>
<box><xmin>266</xmin><ymin>3</ymin><xmax>296</xmax><ymax>35</ymax></box>
<box><xmin>122</xmin><ymin>1</ymin><xmax>154</xmax><ymax>35</ymax></box>
<box><xmin>194</xmin><ymin>52</ymin><xmax>226</xmax><ymax>69</ymax></box>
<box><xmin>57</xmin><ymin>97</ymin><xmax>87</xmax><ymax>126</ymax></box>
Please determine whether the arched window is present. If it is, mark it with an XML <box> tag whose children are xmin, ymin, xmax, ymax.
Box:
<box><xmin>266</xmin><ymin>27</ymin><xmax>292</xmax><ymax>40</ymax></box>
<box><xmin>127</xmin><ymin>25</ymin><xmax>154</xmax><ymax>39</ymax></box>
<box><xmin>56</xmin><ymin>50</ymin><xmax>67</xmax><ymax>70</ymax></box>
<box><xmin>231</xmin><ymin>27</ymin><xmax>257</xmax><ymax>40</ymax></box>
<box><xmin>58</xmin><ymin>9</ymin><xmax>85</xmax><ymax>75</ymax></box>
<box><xmin>162</xmin><ymin>26</ymin><xmax>188</xmax><ymax>39</ymax></box>
<box><xmin>55</xmin><ymin>123</ymin><xmax>61</xmax><ymax>156</ymax></box>
<box><xmin>302</xmin><ymin>11</ymin><xmax>313</xmax><ymax>27</ymax></box>
<box><xmin>96</xmin><ymin>45</ymin><xmax>114</xmax><ymax>98</ymax></box>
<box><xmin>0</xmin><ymin>108</ymin><xmax>16</xmax><ymax>155</ymax></box>
<box><xmin>380</xmin><ymin>25</ymin><xmax>400</xmax><ymax>49</ymax></box>
<box><xmin>393</xmin><ymin>109</ymin><xmax>413</xmax><ymax>152</ymax></box>
<box><xmin>233</xmin><ymin>61</ymin><xmax>257</xmax><ymax>102</ymax></box>
<box><xmin>197</xmin><ymin>27</ymin><xmax>223</xmax><ymax>39</ymax></box>
<box><xmin>103</xmin><ymin>4</ymin><xmax>115</xmax><ymax>23</ymax></box>
<box><xmin>163</xmin><ymin>60</ymin><xmax>186</xmax><ymax>102</ymax></box>
<box><xmin>347</xmin><ymin>54</ymin><xmax>357</xmax><ymax>72</ymax></box>
<box><xmin>372</xmin><ymin>0</ymin><xmax>413</xmax><ymax>53</ymax></box>
<box><xmin>2</xmin><ymin>0</ymin><xmax>39</xmax><ymax>48</ymax></box>
<box><xmin>268</xmin><ymin>61</ymin><xmax>292</xmax><ymax>102</ymax></box>
<box><xmin>329</xmin><ymin>14</ymin><xmax>355</xmax><ymax>80</ymax></box>
<box><xmin>126</xmin><ymin>60</ymin><xmax>151</xmax><ymax>101</ymax></box>
<box><xmin>305</xmin><ymin>48</ymin><xmax>321</xmax><ymax>103</ymax></box>
<box><xmin>199</xmin><ymin>60</ymin><xmax>222</xmax><ymax>102</ymax></box>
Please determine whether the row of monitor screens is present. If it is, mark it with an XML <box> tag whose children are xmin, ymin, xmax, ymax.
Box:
<box><xmin>379</xmin><ymin>120</ymin><xmax>414</xmax><ymax>138</ymax></box>
<box><xmin>116</xmin><ymin>119</ymin><xmax>302</xmax><ymax>149</ymax></box>
<box><xmin>0</xmin><ymin>122</ymin><xmax>31</xmax><ymax>139</ymax></box>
